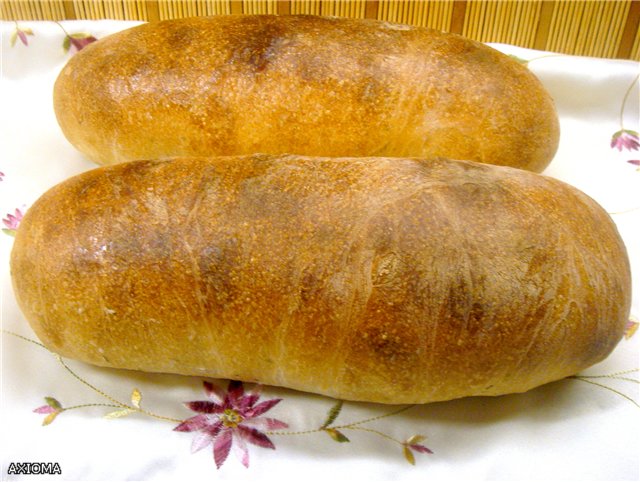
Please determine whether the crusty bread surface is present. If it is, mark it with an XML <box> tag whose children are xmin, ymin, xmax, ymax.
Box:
<box><xmin>10</xmin><ymin>155</ymin><xmax>630</xmax><ymax>404</ymax></box>
<box><xmin>53</xmin><ymin>15</ymin><xmax>559</xmax><ymax>171</ymax></box>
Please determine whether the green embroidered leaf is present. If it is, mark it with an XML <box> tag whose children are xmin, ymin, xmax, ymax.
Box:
<box><xmin>45</xmin><ymin>397</ymin><xmax>63</xmax><ymax>410</ymax></box>
<box><xmin>131</xmin><ymin>388</ymin><xmax>142</xmax><ymax>408</ymax></box>
<box><xmin>62</xmin><ymin>36</ymin><xmax>71</xmax><ymax>53</ymax></box>
<box><xmin>42</xmin><ymin>411</ymin><xmax>59</xmax><ymax>426</ymax></box>
<box><xmin>10</xmin><ymin>30</ymin><xmax>17</xmax><ymax>47</ymax></box>
<box><xmin>320</xmin><ymin>400</ymin><xmax>343</xmax><ymax>429</ymax></box>
<box><xmin>104</xmin><ymin>408</ymin><xmax>135</xmax><ymax>419</ymax></box>
<box><xmin>325</xmin><ymin>428</ymin><xmax>349</xmax><ymax>443</ymax></box>
<box><xmin>2</xmin><ymin>229</ymin><xmax>16</xmax><ymax>237</ymax></box>
<box><xmin>405</xmin><ymin>434</ymin><xmax>426</xmax><ymax>445</ymax></box>
<box><xmin>403</xmin><ymin>445</ymin><xmax>416</xmax><ymax>465</ymax></box>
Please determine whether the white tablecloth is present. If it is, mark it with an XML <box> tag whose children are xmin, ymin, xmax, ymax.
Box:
<box><xmin>1</xmin><ymin>20</ymin><xmax>639</xmax><ymax>481</ymax></box>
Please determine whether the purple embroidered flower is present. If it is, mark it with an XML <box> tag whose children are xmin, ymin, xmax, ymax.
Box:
<box><xmin>402</xmin><ymin>435</ymin><xmax>434</xmax><ymax>465</ymax></box>
<box><xmin>10</xmin><ymin>25</ymin><xmax>34</xmax><ymax>47</ymax></box>
<box><xmin>63</xmin><ymin>33</ymin><xmax>97</xmax><ymax>53</ymax></box>
<box><xmin>174</xmin><ymin>380</ymin><xmax>288</xmax><ymax>469</ymax></box>
<box><xmin>33</xmin><ymin>397</ymin><xmax>63</xmax><ymax>425</ymax></box>
<box><xmin>611</xmin><ymin>130</ymin><xmax>640</xmax><ymax>151</ymax></box>
<box><xmin>0</xmin><ymin>171</ymin><xmax>4</xmax><ymax>181</ymax></box>
<box><xmin>2</xmin><ymin>208</ymin><xmax>23</xmax><ymax>236</ymax></box>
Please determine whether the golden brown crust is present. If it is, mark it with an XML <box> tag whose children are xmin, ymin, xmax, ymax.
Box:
<box><xmin>10</xmin><ymin>155</ymin><xmax>630</xmax><ymax>403</ymax></box>
<box><xmin>53</xmin><ymin>15</ymin><xmax>559</xmax><ymax>171</ymax></box>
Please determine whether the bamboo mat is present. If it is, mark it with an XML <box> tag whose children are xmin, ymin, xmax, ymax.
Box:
<box><xmin>1</xmin><ymin>1</ymin><xmax>639</xmax><ymax>60</ymax></box>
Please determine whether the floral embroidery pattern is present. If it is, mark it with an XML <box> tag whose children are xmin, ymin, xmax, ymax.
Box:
<box><xmin>626</xmin><ymin>317</ymin><xmax>639</xmax><ymax>340</ymax></box>
<box><xmin>33</xmin><ymin>397</ymin><xmax>63</xmax><ymax>426</ymax></box>
<box><xmin>8</xmin><ymin>331</ymin><xmax>433</xmax><ymax>469</ymax></box>
<box><xmin>9</xmin><ymin>21</ymin><xmax>97</xmax><ymax>53</ymax></box>
<box><xmin>611</xmin><ymin>74</ymin><xmax>640</xmax><ymax>169</ymax></box>
<box><xmin>2</xmin><ymin>208</ymin><xmax>23</xmax><ymax>237</ymax></box>
<box><xmin>64</xmin><ymin>33</ymin><xmax>97</xmax><ymax>52</ymax></box>
<box><xmin>402</xmin><ymin>435</ymin><xmax>434</xmax><ymax>465</ymax></box>
<box><xmin>56</xmin><ymin>22</ymin><xmax>97</xmax><ymax>53</ymax></box>
<box><xmin>611</xmin><ymin>130</ymin><xmax>640</xmax><ymax>152</ymax></box>
<box><xmin>0</xmin><ymin>170</ymin><xmax>26</xmax><ymax>236</ymax></box>
<box><xmin>10</xmin><ymin>22</ymin><xmax>34</xmax><ymax>47</ymax></box>
<box><xmin>313</xmin><ymin>400</ymin><xmax>433</xmax><ymax>465</ymax></box>
<box><xmin>10</xmin><ymin>325</ymin><xmax>639</xmax><ymax>469</ymax></box>
<box><xmin>4</xmin><ymin>313</ymin><xmax>639</xmax><ymax>471</ymax></box>
<box><xmin>174</xmin><ymin>380</ymin><xmax>288</xmax><ymax>468</ymax></box>
<box><xmin>508</xmin><ymin>53</ymin><xmax>638</xmax><ymax>170</ymax></box>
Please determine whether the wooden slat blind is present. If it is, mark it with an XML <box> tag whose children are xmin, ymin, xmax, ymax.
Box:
<box><xmin>377</xmin><ymin>1</ymin><xmax>453</xmax><ymax>31</ymax></box>
<box><xmin>463</xmin><ymin>1</ymin><xmax>542</xmax><ymax>47</ymax></box>
<box><xmin>1</xmin><ymin>0</ymin><xmax>639</xmax><ymax>60</ymax></box>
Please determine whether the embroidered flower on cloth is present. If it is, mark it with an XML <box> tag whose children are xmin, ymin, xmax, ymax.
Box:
<box><xmin>10</xmin><ymin>24</ymin><xmax>34</xmax><ymax>47</ymax></box>
<box><xmin>2</xmin><ymin>208</ymin><xmax>23</xmax><ymax>236</ymax></box>
<box><xmin>625</xmin><ymin>318</ymin><xmax>639</xmax><ymax>339</ymax></box>
<box><xmin>63</xmin><ymin>33</ymin><xmax>97</xmax><ymax>53</ymax></box>
<box><xmin>33</xmin><ymin>397</ymin><xmax>63</xmax><ymax>425</ymax></box>
<box><xmin>611</xmin><ymin>129</ymin><xmax>640</xmax><ymax>152</ymax></box>
<box><xmin>174</xmin><ymin>380</ymin><xmax>288</xmax><ymax>469</ymax></box>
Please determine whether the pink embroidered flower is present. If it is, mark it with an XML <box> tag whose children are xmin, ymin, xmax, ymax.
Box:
<box><xmin>174</xmin><ymin>380</ymin><xmax>288</xmax><ymax>469</ymax></box>
<box><xmin>628</xmin><ymin>160</ymin><xmax>640</xmax><ymax>170</ymax></box>
<box><xmin>10</xmin><ymin>25</ymin><xmax>34</xmax><ymax>47</ymax></box>
<box><xmin>63</xmin><ymin>33</ymin><xmax>97</xmax><ymax>53</ymax></box>
<box><xmin>611</xmin><ymin>130</ymin><xmax>640</xmax><ymax>151</ymax></box>
<box><xmin>625</xmin><ymin>318</ymin><xmax>639</xmax><ymax>339</ymax></box>
<box><xmin>33</xmin><ymin>397</ymin><xmax>63</xmax><ymax>425</ymax></box>
<box><xmin>2</xmin><ymin>208</ymin><xmax>23</xmax><ymax>236</ymax></box>
<box><xmin>402</xmin><ymin>435</ymin><xmax>434</xmax><ymax>465</ymax></box>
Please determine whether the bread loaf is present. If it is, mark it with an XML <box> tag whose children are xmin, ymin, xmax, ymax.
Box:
<box><xmin>10</xmin><ymin>155</ymin><xmax>630</xmax><ymax>404</ymax></box>
<box><xmin>53</xmin><ymin>15</ymin><xmax>559</xmax><ymax>171</ymax></box>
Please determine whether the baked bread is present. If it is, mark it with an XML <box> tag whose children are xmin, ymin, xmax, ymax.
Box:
<box><xmin>53</xmin><ymin>15</ymin><xmax>559</xmax><ymax>171</ymax></box>
<box><xmin>10</xmin><ymin>155</ymin><xmax>630</xmax><ymax>404</ymax></box>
